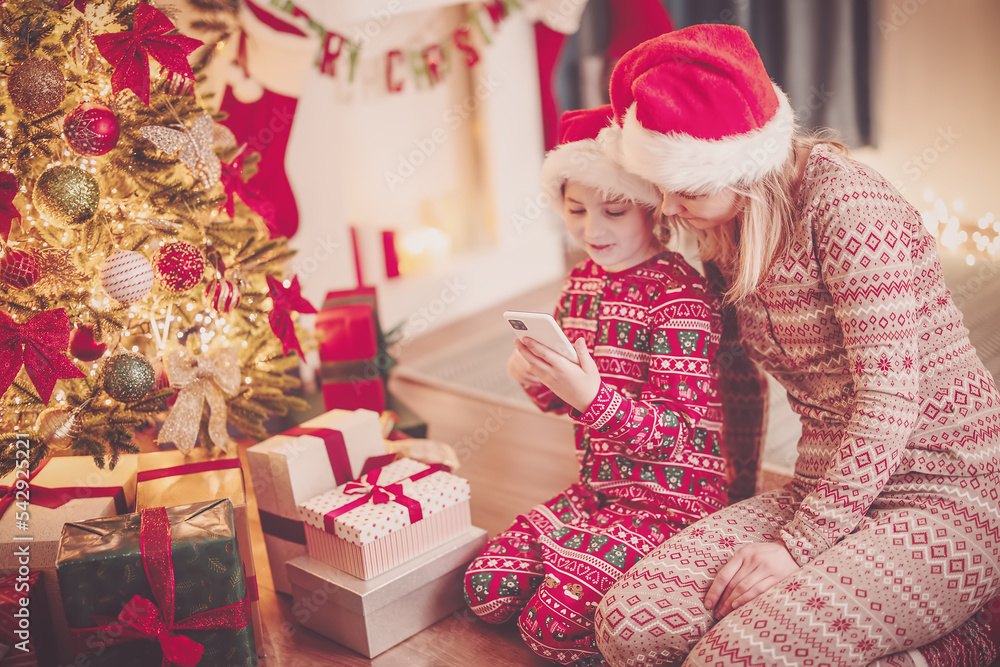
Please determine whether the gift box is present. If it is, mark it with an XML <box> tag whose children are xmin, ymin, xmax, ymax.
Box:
<box><xmin>56</xmin><ymin>499</ymin><xmax>256</xmax><ymax>666</ymax></box>
<box><xmin>0</xmin><ymin>455</ymin><xmax>137</xmax><ymax>664</ymax></box>
<box><xmin>299</xmin><ymin>458</ymin><xmax>470</xmax><ymax>580</ymax></box>
<box><xmin>135</xmin><ymin>449</ymin><xmax>265</xmax><ymax>657</ymax></box>
<box><xmin>316</xmin><ymin>286</ymin><xmax>387</xmax><ymax>413</ymax></box>
<box><xmin>287</xmin><ymin>526</ymin><xmax>486</xmax><ymax>658</ymax></box>
<box><xmin>0</xmin><ymin>571</ymin><xmax>54</xmax><ymax>667</ymax></box>
<box><xmin>245</xmin><ymin>408</ymin><xmax>393</xmax><ymax>593</ymax></box>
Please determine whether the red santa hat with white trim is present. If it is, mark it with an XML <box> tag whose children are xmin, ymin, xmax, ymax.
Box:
<box><xmin>541</xmin><ymin>104</ymin><xmax>661</xmax><ymax>210</ymax></box>
<box><xmin>609</xmin><ymin>24</ymin><xmax>796</xmax><ymax>194</ymax></box>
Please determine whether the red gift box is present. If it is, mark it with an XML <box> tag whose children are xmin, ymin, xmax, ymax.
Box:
<box><xmin>0</xmin><ymin>572</ymin><xmax>53</xmax><ymax>667</ymax></box>
<box><xmin>316</xmin><ymin>286</ymin><xmax>387</xmax><ymax>414</ymax></box>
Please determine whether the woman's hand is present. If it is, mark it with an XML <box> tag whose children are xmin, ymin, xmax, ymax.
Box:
<box><xmin>516</xmin><ymin>337</ymin><xmax>601</xmax><ymax>413</ymax></box>
<box><xmin>703</xmin><ymin>542</ymin><xmax>799</xmax><ymax>619</ymax></box>
<box><xmin>508</xmin><ymin>347</ymin><xmax>542</xmax><ymax>390</ymax></box>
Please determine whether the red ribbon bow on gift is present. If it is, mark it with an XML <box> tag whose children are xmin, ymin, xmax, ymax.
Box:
<box><xmin>0</xmin><ymin>308</ymin><xmax>86</xmax><ymax>403</ymax></box>
<box><xmin>118</xmin><ymin>595</ymin><xmax>204</xmax><ymax>666</ymax></box>
<box><xmin>69</xmin><ymin>506</ymin><xmax>251</xmax><ymax>666</ymax></box>
<box><xmin>267</xmin><ymin>275</ymin><xmax>316</xmax><ymax>358</ymax></box>
<box><xmin>93</xmin><ymin>3</ymin><xmax>203</xmax><ymax>105</ymax></box>
<box><xmin>0</xmin><ymin>460</ymin><xmax>48</xmax><ymax>519</ymax></box>
<box><xmin>0</xmin><ymin>172</ymin><xmax>20</xmax><ymax>243</ymax></box>
<box><xmin>322</xmin><ymin>464</ymin><xmax>446</xmax><ymax>533</ymax></box>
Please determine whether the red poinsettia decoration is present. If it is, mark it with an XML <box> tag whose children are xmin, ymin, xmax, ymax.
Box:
<box><xmin>0</xmin><ymin>308</ymin><xmax>86</xmax><ymax>403</ymax></box>
<box><xmin>220</xmin><ymin>155</ymin><xmax>277</xmax><ymax>231</ymax></box>
<box><xmin>0</xmin><ymin>172</ymin><xmax>20</xmax><ymax>243</ymax></box>
<box><xmin>267</xmin><ymin>275</ymin><xmax>316</xmax><ymax>358</ymax></box>
<box><xmin>93</xmin><ymin>3</ymin><xmax>203</xmax><ymax>105</ymax></box>
<box><xmin>58</xmin><ymin>0</ymin><xmax>89</xmax><ymax>12</ymax></box>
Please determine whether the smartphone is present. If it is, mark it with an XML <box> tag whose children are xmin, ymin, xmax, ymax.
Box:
<box><xmin>503</xmin><ymin>311</ymin><xmax>579</xmax><ymax>364</ymax></box>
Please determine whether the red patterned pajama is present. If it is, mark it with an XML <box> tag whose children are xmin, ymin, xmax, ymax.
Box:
<box><xmin>465</xmin><ymin>484</ymin><xmax>687</xmax><ymax>665</ymax></box>
<box><xmin>595</xmin><ymin>472</ymin><xmax>1000</xmax><ymax>667</ymax></box>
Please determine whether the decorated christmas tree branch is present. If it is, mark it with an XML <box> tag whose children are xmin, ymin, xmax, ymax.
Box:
<box><xmin>0</xmin><ymin>0</ymin><xmax>314</xmax><ymax>467</ymax></box>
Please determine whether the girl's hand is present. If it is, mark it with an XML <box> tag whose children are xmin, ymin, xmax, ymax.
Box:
<box><xmin>516</xmin><ymin>337</ymin><xmax>601</xmax><ymax>413</ymax></box>
<box><xmin>703</xmin><ymin>542</ymin><xmax>799</xmax><ymax>618</ymax></box>
<box><xmin>507</xmin><ymin>347</ymin><xmax>542</xmax><ymax>390</ymax></box>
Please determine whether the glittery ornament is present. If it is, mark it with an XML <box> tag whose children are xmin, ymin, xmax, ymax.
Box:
<box><xmin>99</xmin><ymin>250</ymin><xmax>154</xmax><ymax>303</ymax></box>
<box><xmin>69</xmin><ymin>323</ymin><xmax>106</xmax><ymax>362</ymax></box>
<box><xmin>102</xmin><ymin>352</ymin><xmax>155</xmax><ymax>402</ymax></box>
<box><xmin>33</xmin><ymin>248</ymin><xmax>89</xmax><ymax>294</ymax></box>
<box><xmin>8</xmin><ymin>58</ymin><xmax>67</xmax><ymax>116</ymax></box>
<box><xmin>204</xmin><ymin>277</ymin><xmax>241</xmax><ymax>313</ymax></box>
<box><xmin>0</xmin><ymin>248</ymin><xmax>40</xmax><ymax>289</ymax></box>
<box><xmin>63</xmin><ymin>102</ymin><xmax>120</xmax><ymax>156</ymax></box>
<box><xmin>154</xmin><ymin>241</ymin><xmax>204</xmax><ymax>292</ymax></box>
<box><xmin>32</xmin><ymin>165</ymin><xmax>100</xmax><ymax>225</ymax></box>
<box><xmin>140</xmin><ymin>113</ymin><xmax>221</xmax><ymax>188</ymax></box>
<box><xmin>35</xmin><ymin>407</ymin><xmax>80</xmax><ymax>450</ymax></box>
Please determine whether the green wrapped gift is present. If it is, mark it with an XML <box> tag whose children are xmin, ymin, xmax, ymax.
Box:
<box><xmin>55</xmin><ymin>499</ymin><xmax>257</xmax><ymax>666</ymax></box>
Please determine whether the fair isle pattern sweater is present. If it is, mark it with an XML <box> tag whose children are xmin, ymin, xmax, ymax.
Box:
<box><xmin>526</xmin><ymin>252</ymin><xmax>732</xmax><ymax>523</ymax></box>
<box><xmin>731</xmin><ymin>145</ymin><xmax>1000</xmax><ymax>566</ymax></box>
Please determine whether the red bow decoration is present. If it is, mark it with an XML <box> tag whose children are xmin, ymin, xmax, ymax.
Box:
<box><xmin>0</xmin><ymin>308</ymin><xmax>85</xmax><ymax>403</ymax></box>
<box><xmin>68</xmin><ymin>507</ymin><xmax>251</xmax><ymax>666</ymax></box>
<box><xmin>57</xmin><ymin>0</ymin><xmax>89</xmax><ymax>12</ymax></box>
<box><xmin>267</xmin><ymin>275</ymin><xmax>316</xmax><ymax>358</ymax></box>
<box><xmin>118</xmin><ymin>595</ymin><xmax>205</xmax><ymax>666</ymax></box>
<box><xmin>322</xmin><ymin>463</ymin><xmax>447</xmax><ymax>533</ymax></box>
<box><xmin>220</xmin><ymin>155</ymin><xmax>277</xmax><ymax>230</ymax></box>
<box><xmin>93</xmin><ymin>3</ymin><xmax>203</xmax><ymax>105</ymax></box>
<box><xmin>0</xmin><ymin>172</ymin><xmax>21</xmax><ymax>243</ymax></box>
<box><xmin>0</xmin><ymin>460</ymin><xmax>48</xmax><ymax>519</ymax></box>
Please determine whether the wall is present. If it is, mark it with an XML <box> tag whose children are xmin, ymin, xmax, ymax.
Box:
<box><xmin>854</xmin><ymin>0</ymin><xmax>999</xmax><ymax>223</ymax></box>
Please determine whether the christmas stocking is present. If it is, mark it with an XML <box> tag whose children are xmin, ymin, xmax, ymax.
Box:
<box><xmin>217</xmin><ymin>0</ymin><xmax>317</xmax><ymax>239</ymax></box>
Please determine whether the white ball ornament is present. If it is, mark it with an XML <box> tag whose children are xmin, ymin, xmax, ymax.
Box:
<box><xmin>99</xmin><ymin>250</ymin><xmax>155</xmax><ymax>303</ymax></box>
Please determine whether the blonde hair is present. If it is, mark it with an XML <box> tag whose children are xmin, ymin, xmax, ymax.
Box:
<box><xmin>661</xmin><ymin>132</ymin><xmax>847</xmax><ymax>302</ymax></box>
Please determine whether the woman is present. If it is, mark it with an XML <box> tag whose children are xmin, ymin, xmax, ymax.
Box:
<box><xmin>593</xmin><ymin>24</ymin><xmax>1000</xmax><ymax>667</ymax></box>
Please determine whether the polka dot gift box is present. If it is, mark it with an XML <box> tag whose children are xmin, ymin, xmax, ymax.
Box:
<box><xmin>299</xmin><ymin>458</ymin><xmax>471</xmax><ymax>580</ymax></box>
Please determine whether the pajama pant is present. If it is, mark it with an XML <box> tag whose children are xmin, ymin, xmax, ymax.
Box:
<box><xmin>464</xmin><ymin>484</ymin><xmax>689</xmax><ymax>665</ymax></box>
<box><xmin>595</xmin><ymin>471</ymin><xmax>1000</xmax><ymax>667</ymax></box>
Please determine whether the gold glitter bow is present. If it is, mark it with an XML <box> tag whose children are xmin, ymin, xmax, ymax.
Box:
<box><xmin>158</xmin><ymin>348</ymin><xmax>240</xmax><ymax>455</ymax></box>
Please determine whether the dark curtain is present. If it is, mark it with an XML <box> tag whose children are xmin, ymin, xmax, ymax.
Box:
<box><xmin>557</xmin><ymin>0</ymin><xmax>874</xmax><ymax>147</ymax></box>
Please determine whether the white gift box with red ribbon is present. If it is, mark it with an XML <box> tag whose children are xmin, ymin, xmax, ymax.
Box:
<box><xmin>298</xmin><ymin>458</ymin><xmax>470</xmax><ymax>580</ymax></box>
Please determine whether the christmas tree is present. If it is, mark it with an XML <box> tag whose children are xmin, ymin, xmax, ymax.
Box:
<box><xmin>0</xmin><ymin>0</ymin><xmax>311</xmax><ymax>474</ymax></box>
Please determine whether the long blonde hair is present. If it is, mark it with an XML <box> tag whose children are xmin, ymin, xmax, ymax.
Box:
<box><xmin>663</xmin><ymin>132</ymin><xmax>847</xmax><ymax>303</ymax></box>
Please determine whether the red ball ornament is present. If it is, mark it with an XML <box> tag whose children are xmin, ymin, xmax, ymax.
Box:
<box><xmin>70</xmin><ymin>323</ymin><xmax>107</xmax><ymax>362</ymax></box>
<box><xmin>204</xmin><ymin>277</ymin><xmax>241</xmax><ymax>313</ymax></box>
<box><xmin>153</xmin><ymin>241</ymin><xmax>204</xmax><ymax>292</ymax></box>
<box><xmin>63</xmin><ymin>102</ymin><xmax>120</xmax><ymax>156</ymax></box>
<box><xmin>0</xmin><ymin>248</ymin><xmax>40</xmax><ymax>289</ymax></box>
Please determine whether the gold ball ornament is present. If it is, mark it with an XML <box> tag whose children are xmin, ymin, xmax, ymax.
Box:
<box><xmin>35</xmin><ymin>407</ymin><xmax>80</xmax><ymax>451</ymax></box>
<box><xmin>32</xmin><ymin>166</ymin><xmax>100</xmax><ymax>225</ymax></box>
<box><xmin>102</xmin><ymin>352</ymin><xmax>156</xmax><ymax>403</ymax></box>
<box><xmin>8</xmin><ymin>58</ymin><xmax>67</xmax><ymax>116</ymax></box>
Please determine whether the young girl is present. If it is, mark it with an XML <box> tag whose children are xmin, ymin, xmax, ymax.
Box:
<box><xmin>463</xmin><ymin>104</ymin><xmax>759</xmax><ymax>666</ymax></box>
<box><xmin>594</xmin><ymin>24</ymin><xmax>1000</xmax><ymax>667</ymax></box>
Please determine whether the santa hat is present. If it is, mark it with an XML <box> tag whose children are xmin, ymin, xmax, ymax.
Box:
<box><xmin>541</xmin><ymin>104</ymin><xmax>661</xmax><ymax>210</ymax></box>
<box><xmin>609</xmin><ymin>24</ymin><xmax>796</xmax><ymax>193</ymax></box>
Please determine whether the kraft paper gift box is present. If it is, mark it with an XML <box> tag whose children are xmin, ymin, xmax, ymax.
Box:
<box><xmin>0</xmin><ymin>571</ymin><xmax>55</xmax><ymax>667</ymax></box>
<box><xmin>245</xmin><ymin>408</ymin><xmax>393</xmax><ymax>593</ymax></box>
<box><xmin>134</xmin><ymin>448</ymin><xmax>265</xmax><ymax>657</ymax></box>
<box><xmin>55</xmin><ymin>499</ymin><xmax>256</xmax><ymax>666</ymax></box>
<box><xmin>298</xmin><ymin>458</ymin><xmax>471</xmax><ymax>580</ymax></box>
<box><xmin>0</xmin><ymin>455</ymin><xmax>137</xmax><ymax>665</ymax></box>
<box><xmin>287</xmin><ymin>527</ymin><xmax>487</xmax><ymax>658</ymax></box>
